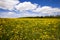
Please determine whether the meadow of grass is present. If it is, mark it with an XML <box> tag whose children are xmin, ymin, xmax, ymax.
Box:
<box><xmin>0</xmin><ymin>18</ymin><xmax>60</xmax><ymax>40</ymax></box>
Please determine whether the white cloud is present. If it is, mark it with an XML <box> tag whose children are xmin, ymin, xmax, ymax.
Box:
<box><xmin>33</xmin><ymin>6</ymin><xmax>60</xmax><ymax>13</ymax></box>
<box><xmin>33</xmin><ymin>6</ymin><xmax>60</xmax><ymax>16</ymax></box>
<box><xmin>0</xmin><ymin>0</ymin><xmax>19</xmax><ymax>10</ymax></box>
<box><xmin>19</xmin><ymin>11</ymin><xmax>38</xmax><ymax>17</ymax></box>
<box><xmin>0</xmin><ymin>0</ymin><xmax>60</xmax><ymax>18</ymax></box>
<box><xmin>0</xmin><ymin>12</ymin><xmax>19</xmax><ymax>18</ymax></box>
<box><xmin>15</xmin><ymin>1</ymin><xmax>60</xmax><ymax>16</ymax></box>
<box><xmin>15</xmin><ymin>2</ymin><xmax>37</xmax><ymax>11</ymax></box>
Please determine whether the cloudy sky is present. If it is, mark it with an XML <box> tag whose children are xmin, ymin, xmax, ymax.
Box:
<box><xmin>0</xmin><ymin>0</ymin><xmax>60</xmax><ymax>18</ymax></box>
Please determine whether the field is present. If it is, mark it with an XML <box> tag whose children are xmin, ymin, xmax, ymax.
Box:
<box><xmin>0</xmin><ymin>18</ymin><xmax>60</xmax><ymax>40</ymax></box>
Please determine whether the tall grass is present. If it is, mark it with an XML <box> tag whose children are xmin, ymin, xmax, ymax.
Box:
<box><xmin>0</xmin><ymin>18</ymin><xmax>60</xmax><ymax>40</ymax></box>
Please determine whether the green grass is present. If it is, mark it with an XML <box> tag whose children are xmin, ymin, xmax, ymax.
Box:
<box><xmin>0</xmin><ymin>18</ymin><xmax>60</xmax><ymax>40</ymax></box>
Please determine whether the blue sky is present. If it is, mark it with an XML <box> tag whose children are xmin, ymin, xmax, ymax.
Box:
<box><xmin>0</xmin><ymin>0</ymin><xmax>60</xmax><ymax>18</ymax></box>
<box><xmin>20</xmin><ymin>0</ymin><xmax>60</xmax><ymax>8</ymax></box>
